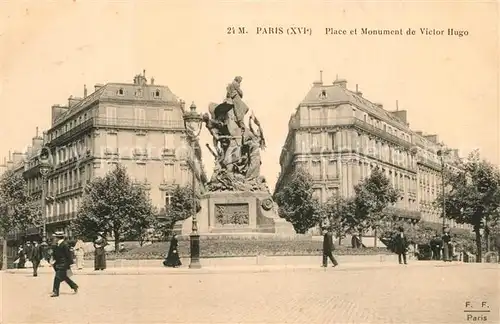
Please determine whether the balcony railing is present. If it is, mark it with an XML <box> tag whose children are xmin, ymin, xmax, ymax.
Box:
<box><xmin>49</xmin><ymin>117</ymin><xmax>185</xmax><ymax>146</ymax></box>
<box><xmin>291</xmin><ymin>117</ymin><xmax>411</xmax><ymax>148</ymax></box>
<box><xmin>94</xmin><ymin>117</ymin><xmax>184</xmax><ymax>130</ymax></box>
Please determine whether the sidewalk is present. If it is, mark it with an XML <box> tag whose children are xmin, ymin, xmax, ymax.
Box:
<box><xmin>4</xmin><ymin>260</ymin><xmax>463</xmax><ymax>276</ymax></box>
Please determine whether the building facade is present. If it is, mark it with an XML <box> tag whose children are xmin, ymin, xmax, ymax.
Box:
<box><xmin>275</xmin><ymin>77</ymin><xmax>466</xmax><ymax>230</ymax></box>
<box><xmin>4</xmin><ymin>72</ymin><xmax>204</xmax><ymax>237</ymax></box>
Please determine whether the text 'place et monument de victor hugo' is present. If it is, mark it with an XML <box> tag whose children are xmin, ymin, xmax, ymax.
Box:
<box><xmin>173</xmin><ymin>76</ymin><xmax>296</xmax><ymax>236</ymax></box>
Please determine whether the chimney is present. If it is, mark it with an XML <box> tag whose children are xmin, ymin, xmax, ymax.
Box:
<box><xmin>84</xmin><ymin>84</ymin><xmax>88</xmax><ymax>97</ymax></box>
<box><xmin>12</xmin><ymin>151</ymin><xmax>24</xmax><ymax>164</ymax></box>
<box><xmin>68</xmin><ymin>96</ymin><xmax>82</xmax><ymax>107</ymax></box>
<box><xmin>390</xmin><ymin>110</ymin><xmax>408</xmax><ymax>123</ymax></box>
<box><xmin>374</xmin><ymin>103</ymin><xmax>384</xmax><ymax>109</ymax></box>
<box><xmin>26</xmin><ymin>145</ymin><xmax>33</xmax><ymax>157</ymax></box>
<box><xmin>143</xmin><ymin>69</ymin><xmax>146</xmax><ymax>77</ymax></box>
<box><xmin>320</xmin><ymin>70</ymin><xmax>323</xmax><ymax>83</ymax></box>
<box><xmin>424</xmin><ymin>134</ymin><xmax>439</xmax><ymax>143</ymax></box>
<box><xmin>396</xmin><ymin>100</ymin><xmax>399</xmax><ymax>111</ymax></box>
<box><xmin>94</xmin><ymin>83</ymin><xmax>104</xmax><ymax>92</ymax></box>
<box><xmin>333</xmin><ymin>78</ymin><xmax>347</xmax><ymax>88</ymax></box>
<box><xmin>32</xmin><ymin>129</ymin><xmax>43</xmax><ymax>151</ymax></box>
<box><xmin>151</xmin><ymin>77</ymin><xmax>155</xmax><ymax>85</ymax></box>
<box><xmin>355</xmin><ymin>84</ymin><xmax>363</xmax><ymax>97</ymax></box>
<box><xmin>51</xmin><ymin>105</ymin><xmax>69</xmax><ymax>125</ymax></box>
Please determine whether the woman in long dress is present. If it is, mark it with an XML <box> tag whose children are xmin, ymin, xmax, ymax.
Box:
<box><xmin>74</xmin><ymin>238</ymin><xmax>85</xmax><ymax>270</ymax></box>
<box><xmin>93</xmin><ymin>232</ymin><xmax>107</xmax><ymax>271</ymax></box>
<box><xmin>163</xmin><ymin>234</ymin><xmax>182</xmax><ymax>268</ymax></box>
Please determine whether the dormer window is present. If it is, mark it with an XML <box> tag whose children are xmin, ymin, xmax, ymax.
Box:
<box><xmin>118</xmin><ymin>88</ymin><xmax>124</xmax><ymax>96</ymax></box>
<box><xmin>319</xmin><ymin>90</ymin><xmax>327</xmax><ymax>99</ymax></box>
<box><xmin>135</xmin><ymin>88</ymin><xmax>143</xmax><ymax>97</ymax></box>
<box><xmin>154</xmin><ymin>89</ymin><xmax>161</xmax><ymax>98</ymax></box>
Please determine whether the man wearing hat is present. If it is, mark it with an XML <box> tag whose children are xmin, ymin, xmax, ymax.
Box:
<box><xmin>50</xmin><ymin>231</ymin><xmax>78</xmax><ymax>297</ymax></box>
<box><xmin>322</xmin><ymin>227</ymin><xmax>339</xmax><ymax>268</ymax></box>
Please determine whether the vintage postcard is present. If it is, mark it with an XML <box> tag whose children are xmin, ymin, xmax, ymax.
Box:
<box><xmin>1</xmin><ymin>1</ymin><xmax>498</xmax><ymax>323</ymax></box>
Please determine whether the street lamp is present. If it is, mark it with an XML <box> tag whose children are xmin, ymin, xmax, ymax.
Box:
<box><xmin>38</xmin><ymin>146</ymin><xmax>53</xmax><ymax>240</ymax></box>
<box><xmin>436</xmin><ymin>149</ymin><xmax>446</xmax><ymax>234</ymax></box>
<box><xmin>182</xmin><ymin>101</ymin><xmax>203</xmax><ymax>269</ymax></box>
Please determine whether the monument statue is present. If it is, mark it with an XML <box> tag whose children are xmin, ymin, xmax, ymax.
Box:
<box><xmin>174</xmin><ymin>76</ymin><xmax>296</xmax><ymax>235</ymax></box>
<box><xmin>203</xmin><ymin>76</ymin><xmax>269</xmax><ymax>192</ymax></box>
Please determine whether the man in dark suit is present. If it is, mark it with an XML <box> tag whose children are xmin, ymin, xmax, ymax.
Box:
<box><xmin>394</xmin><ymin>226</ymin><xmax>408</xmax><ymax>265</ymax></box>
<box><xmin>430</xmin><ymin>234</ymin><xmax>442</xmax><ymax>260</ymax></box>
<box><xmin>442</xmin><ymin>229</ymin><xmax>452</xmax><ymax>262</ymax></box>
<box><xmin>322</xmin><ymin>228</ymin><xmax>339</xmax><ymax>268</ymax></box>
<box><xmin>50</xmin><ymin>231</ymin><xmax>79</xmax><ymax>297</ymax></box>
<box><xmin>30</xmin><ymin>240</ymin><xmax>43</xmax><ymax>277</ymax></box>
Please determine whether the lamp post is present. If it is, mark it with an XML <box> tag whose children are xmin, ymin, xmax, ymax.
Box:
<box><xmin>436</xmin><ymin>149</ymin><xmax>446</xmax><ymax>234</ymax></box>
<box><xmin>182</xmin><ymin>101</ymin><xmax>203</xmax><ymax>269</ymax></box>
<box><xmin>38</xmin><ymin>146</ymin><xmax>52</xmax><ymax>240</ymax></box>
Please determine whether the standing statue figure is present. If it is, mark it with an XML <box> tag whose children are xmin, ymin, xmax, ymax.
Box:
<box><xmin>223</xmin><ymin>76</ymin><xmax>249</xmax><ymax>133</ymax></box>
<box><xmin>244</xmin><ymin>114</ymin><xmax>266</xmax><ymax>181</ymax></box>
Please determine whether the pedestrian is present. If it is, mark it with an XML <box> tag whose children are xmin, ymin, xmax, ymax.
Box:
<box><xmin>74</xmin><ymin>238</ymin><xmax>85</xmax><ymax>270</ymax></box>
<box><xmin>93</xmin><ymin>232</ymin><xmax>108</xmax><ymax>271</ymax></box>
<box><xmin>30</xmin><ymin>240</ymin><xmax>43</xmax><ymax>277</ymax></box>
<box><xmin>50</xmin><ymin>231</ymin><xmax>78</xmax><ymax>297</ymax></box>
<box><xmin>322</xmin><ymin>227</ymin><xmax>339</xmax><ymax>268</ymax></box>
<box><xmin>16</xmin><ymin>245</ymin><xmax>26</xmax><ymax>269</ymax></box>
<box><xmin>394</xmin><ymin>226</ymin><xmax>408</xmax><ymax>265</ymax></box>
<box><xmin>430</xmin><ymin>234</ymin><xmax>442</xmax><ymax>260</ymax></box>
<box><xmin>442</xmin><ymin>229</ymin><xmax>452</xmax><ymax>262</ymax></box>
<box><xmin>40</xmin><ymin>237</ymin><xmax>50</xmax><ymax>266</ymax></box>
<box><xmin>25</xmin><ymin>241</ymin><xmax>33</xmax><ymax>262</ymax></box>
<box><xmin>163</xmin><ymin>233</ymin><xmax>182</xmax><ymax>268</ymax></box>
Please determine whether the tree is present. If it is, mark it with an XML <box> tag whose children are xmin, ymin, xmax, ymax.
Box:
<box><xmin>156</xmin><ymin>185</ymin><xmax>201</xmax><ymax>240</ymax></box>
<box><xmin>273</xmin><ymin>169</ymin><xmax>324</xmax><ymax>234</ymax></box>
<box><xmin>435</xmin><ymin>150</ymin><xmax>500</xmax><ymax>262</ymax></box>
<box><xmin>323</xmin><ymin>195</ymin><xmax>354</xmax><ymax>244</ymax></box>
<box><xmin>0</xmin><ymin>170</ymin><xmax>41</xmax><ymax>269</ymax></box>
<box><xmin>350</xmin><ymin>167</ymin><xmax>400</xmax><ymax>247</ymax></box>
<box><xmin>70</xmin><ymin>164</ymin><xmax>156</xmax><ymax>252</ymax></box>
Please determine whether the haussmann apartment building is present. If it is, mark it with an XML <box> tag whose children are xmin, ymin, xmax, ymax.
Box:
<box><xmin>1</xmin><ymin>72</ymin><xmax>205</xmax><ymax>239</ymax></box>
<box><xmin>274</xmin><ymin>77</ymin><xmax>469</xmax><ymax>234</ymax></box>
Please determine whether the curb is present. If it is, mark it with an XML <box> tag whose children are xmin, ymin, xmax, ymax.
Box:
<box><xmin>2</xmin><ymin>262</ymin><xmax>465</xmax><ymax>276</ymax></box>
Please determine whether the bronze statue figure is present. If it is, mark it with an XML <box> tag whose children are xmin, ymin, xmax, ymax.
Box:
<box><xmin>203</xmin><ymin>76</ymin><xmax>269</xmax><ymax>193</ymax></box>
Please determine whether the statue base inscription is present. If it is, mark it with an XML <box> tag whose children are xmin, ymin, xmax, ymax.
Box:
<box><xmin>174</xmin><ymin>191</ymin><xmax>296</xmax><ymax>235</ymax></box>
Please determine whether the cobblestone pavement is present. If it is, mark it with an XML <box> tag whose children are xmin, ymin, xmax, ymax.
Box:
<box><xmin>2</xmin><ymin>263</ymin><xmax>498</xmax><ymax>324</ymax></box>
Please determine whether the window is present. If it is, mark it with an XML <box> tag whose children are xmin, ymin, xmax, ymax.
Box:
<box><xmin>118</xmin><ymin>88</ymin><xmax>124</xmax><ymax>95</ymax></box>
<box><xmin>311</xmin><ymin>160</ymin><xmax>321</xmax><ymax>179</ymax></box>
<box><xmin>163</xmin><ymin>163</ymin><xmax>175</xmax><ymax>182</ymax></box>
<box><xmin>319</xmin><ymin>90</ymin><xmax>327</xmax><ymax>99</ymax></box>
<box><xmin>164</xmin><ymin>133</ymin><xmax>176</xmax><ymax>149</ymax></box>
<box><xmin>165</xmin><ymin>193</ymin><xmax>173</xmax><ymax>207</ymax></box>
<box><xmin>135</xmin><ymin>88</ymin><xmax>143</xmax><ymax>97</ymax></box>
<box><xmin>106</xmin><ymin>133</ymin><xmax>118</xmax><ymax>155</ymax></box>
<box><xmin>134</xmin><ymin>108</ymin><xmax>146</xmax><ymax>126</ymax></box>
<box><xmin>327</xmin><ymin>160</ymin><xmax>337</xmax><ymax>179</ymax></box>
<box><xmin>154</xmin><ymin>89</ymin><xmax>161</xmax><ymax>98</ymax></box>
<box><xmin>311</xmin><ymin>133</ymin><xmax>321</xmax><ymax>152</ymax></box>
<box><xmin>309</xmin><ymin>108</ymin><xmax>321</xmax><ymax>126</ymax></box>
<box><xmin>327</xmin><ymin>132</ymin><xmax>336</xmax><ymax>151</ymax></box>
<box><xmin>106</xmin><ymin>106</ymin><xmax>117</xmax><ymax>120</ymax></box>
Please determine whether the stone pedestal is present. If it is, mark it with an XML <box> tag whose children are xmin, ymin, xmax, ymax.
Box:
<box><xmin>174</xmin><ymin>191</ymin><xmax>296</xmax><ymax>235</ymax></box>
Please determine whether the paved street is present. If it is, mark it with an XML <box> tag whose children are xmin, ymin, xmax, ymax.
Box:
<box><xmin>2</xmin><ymin>263</ymin><xmax>498</xmax><ymax>323</ymax></box>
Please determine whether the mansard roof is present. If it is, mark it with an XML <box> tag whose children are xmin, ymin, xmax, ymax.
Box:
<box><xmin>300</xmin><ymin>80</ymin><xmax>408</xmax><ymax>130</ymax></box>
<box><xmin>52</xmin><ymin>79</ymin><xmax>180</xmax><ymax>127</ymax></box>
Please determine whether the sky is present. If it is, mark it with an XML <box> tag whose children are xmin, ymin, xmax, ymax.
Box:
<box><xmin>0</xmin><ymin>0</ymin><xmax>498</xmax><ymax>192</ymax></box>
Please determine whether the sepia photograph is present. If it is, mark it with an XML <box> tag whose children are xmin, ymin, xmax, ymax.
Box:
<box><xmin>0</xmin><ymin>1</ymin><xmax>498</xmax><ymax>323</ymax></box>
